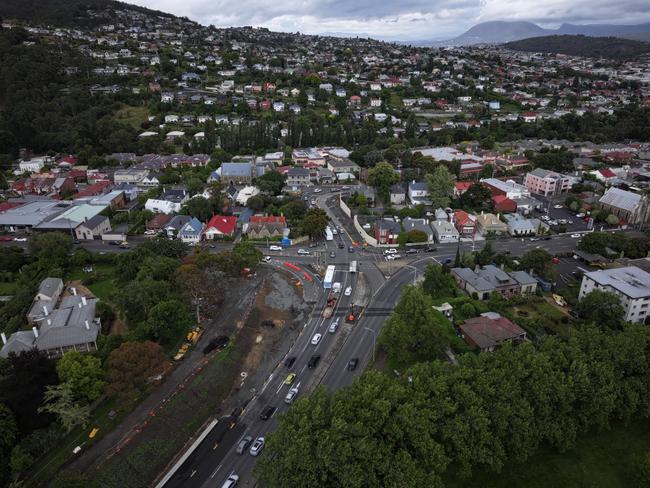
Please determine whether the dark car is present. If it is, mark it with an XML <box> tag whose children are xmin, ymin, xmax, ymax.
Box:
<box><xmin>542</xmin><ymin>236</ymin><xmax>552</xmax><ymax>241</ymax></box>
<box><xmin>347</xmin><ymin>358</ymin><xmax>359</xmax><ymax>371</ymax></box>
<box><xmin>284</xmin><ymin>356</ymin><xmax>296</xmax><ymax>368</ymax></box>
<box><xmin>108</xmin><ymin>241</ymin><xmax>118</xmax><ymax>246</ymax></box>
<box><xmin>203</xmin><ymin>335</ymin><xmax>230</xmax><ymax>355</ymax></box>
<box><xmin>259</xmin><ymin>405</ymin><xmax>276</xmax><ymax>420</ymax></box>
<box><xmin>348</xmin><ymin>246</ymin><xmax>355</xmax><ymax>253</ymax></box>
<box><xmin>329</xmin><ymin>251</ymin><xmax>336</xmax><ymax>258</ymax></box>
<box><xmin>338</xmin><ymin>242</ymin><xmax>344</xmax><ymax>249</ymax></box>
<box><xmin>405</xmin><ymin>249</ymin><xmax>419</xmax><ymax>255</ymax></box>
<box><xmin>307</xmin><ymin>355</ymin><xmax>321</xmax><ymax>369</ymax></box>
<box><xmin>424</xmin><ymin>246</ymin><xmax>437</xmax><ymax>252</ymax></box>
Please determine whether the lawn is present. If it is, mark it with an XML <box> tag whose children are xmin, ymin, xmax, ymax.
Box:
<box><xmin>67</xmin><ymin>263</ymin><xmax>117</xmax><ymax>302</ymax></box>
<box><xmin>507</xmin><ymin>297</ymin><xmax>573</xmax><ymax>338</ymax></box>
<box><xmin>115</xmin><ymin>105</ymin><xmax>149</xmax><ymax>129</ymax></box>
<box><xmin>0</xmin><ymin>281</ymin><xmax>17</xmax><ymax>294</ymax></box>
<box><xmin>447</xmin><ymin>418</ymin><xmax>650</xmax><ymax>488</ymax></box>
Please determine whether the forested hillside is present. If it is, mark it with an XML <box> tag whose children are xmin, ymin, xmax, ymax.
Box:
<box><xmin>505</xmin><ymin>35</ymin><xmax>650</xmax><ymax>59</ymax></box>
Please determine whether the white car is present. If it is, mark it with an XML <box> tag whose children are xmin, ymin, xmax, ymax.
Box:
<box><xmin>297</xmin><ymin>248</ymin><xmax>310</xmax><ymax>255</ymax></box>
<box><xmin>262</xmin><ymin>256</ymin><xmax>272</xmax><ymax>263</ymax></box>
<box><xmin>269</xmin><ymin>245</ymin><xmax>282</xmax><ymax>251</ymax></box>
<box><xmin>221</xmin><ymin>473</ymin><xmax>239</xmax><ymax>488</ymax></box>
<box><xmin>576</xmin><ymin>213</ymin><xmax>585</xmax><ymax>218</ymax></box>
<box><xmin>311</xmin><ymin>333</ymin><xmax>322</xmax><ymax>345</ymax></box>
<box><xmin>384</xmin><ymin>248</ymin><xmax>398</xmax><ymax>255</ymax></box>
<box><xmin>386</xmin><ymin>254</ymin><xmax>398</xmax><ymax>261</ymax></box>
<box><xmin>553</xmin><ymin>204</ymin><xmax>563</xmax><ymax>209</ymax></box>
<box><xmin>13</xmin><ymin>237</ymin><xmax>27</xmax><ymax>242</ymax></box>
<box><xmin>329</xmin><ymin>319</ymin><xmax>339</xmax><ymax>334</ymax></box>
<box><xmin>249</xmin><ymin>437</ymin><xmax>265</xmax><ymax>456</ymax></box>
<box><xmin>344</xmin><ymin>286</ymin><xmax>352</xmax><ymax>296</ymax></box>
<box><xmin>313</xmin><ymin>188</ymin><xmax>322</xmax><ymax>193</ymax></box>
<box><xmin>144</xmin><ymin>229</ymin><xmax>157</xmax><ymax>235</ymax></box>
<box><xmin>285</xmin><ymin>386</ymin><xmax>299</xmax><ymax>404</ymax></box>
<box><xmin>570</xmin><ymin>234</ymin><xmax>581</xmax><ymax>238</ymax></box>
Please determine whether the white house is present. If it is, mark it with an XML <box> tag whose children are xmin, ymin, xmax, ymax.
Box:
<box><xmin>408</xmin><ymin>181</ymin><xmax>431</xmax><ymax>205</ymax></box>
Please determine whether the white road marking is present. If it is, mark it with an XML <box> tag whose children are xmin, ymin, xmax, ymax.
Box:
<box><xmin>209</xmin><ymin>464</ymin><xmax>223</xmax><ymax>479</ymax></box>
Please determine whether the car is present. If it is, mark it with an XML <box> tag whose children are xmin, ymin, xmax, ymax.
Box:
<box><xmin>386</xmin><ymin>254</ymin><xmax>398</xmax><ymax>261</ymax></box>
<box><xmin>444</xmin><ymin>258</ymin><xmax>452</xmax><ymax>264</ymax></box>
<box><xmin>307</xmin><ymin>355</ymin><xmax>321</xmax><ymax>368</ymax></box>
<box><xmin>348</xmin><ymin>246</ymin><xmax>354</xmax><ymax>253</ymax></box>
<box><xmin>542</xmin><ymin>236</ymin><xmax>552</xmax><ymax>241</ymax></box>
<box><xmin>13</xmin><ymin>237</ymin><xmax>27</xmax><ymax>242</ymax></box>
<box><xmin>73</xmin><ymin>239</ymin><xmax>80</xmax><ymax>245</ymax></box>
<box><xmin>0</xmin><ymin>236</ymin><xmax>12</xmax><ymax>242</ymax></box>
<box><xmin>329</xmin><ymin>251</ymin><xmax>336</xmax><ymax>258</ymax></box>
<box><xmin>554</xmin><ymin>204</ymin><xmax>564</xmax><ymax>209</ymax></box>
<box><xmin>108</xmin><ymin>240</ymin><xmax>118</xmax><ymax>245</ymax></box>
<box><xmin>284</xmin><ymin>372</ymin><xmax>296</xmax><ymax>385</ymax></box>
<box><xmin>284</xmin><ymin>386</ymin><xmax>299</xmax><ymax>404</ymax></box>
<box><xmin>342</xmin><ymin>186</ymin><xmax>349</xmax><ymax>190</ymax></box>
<box><xmin>344</xmin><ymin>286</ymin><xmax>352</xmax><ymax>296</ymax></box>
<box><xmin>221</xmin><ymin>473</ymin><xmax>239</xmax><ymax>488</ymax></box>
<box><xmin>297</xmin><ymin>248</ymin><xmax>310</xmax><ymax>255</ymax></box>
<box><xmin>203</xmin><ymin>335</ymin><xmax>230</xmax><ymax>354</ymax></box>
<box><xmin>329</xmin><ymin>318</ymin><xmax>339</xmax><ymax>333</ymax></box>
<box><xmin>310</xmin><ymin>200</ymin><xmax>316</xmax><ymax>205</ymax></box>
<box><xmin>235</xmin><ymin>436</ymin><xmax>252</xmax><ymax>454</ymax></box>
<box><xmin>313</xmin><ymin>188</ymin><xmax>322</xmax><ymax>193</ymax></box>
<box><xmin>259</xmin><ymin>405</ymin><xmax>276</xmax><ymax>420</ymax></box>
<box><xmin>576</xmin><ymin>213</ymin><xmax>585</xmax><ymax>218</ymax></box>
<box><xmin>568</xmin><ymin>220</ymin><xmax>574</xmax><ymax>224</ymax></box>
<box><xmin>384</xmin><ymin>248</ymin><xmax>398</xmax><ymax>254</ymax></box>
<box><xmin>338</xmin><ymin>242</ymin><xmax>344</xmax><ymax>249</ymax></box>
<box><xmin>284</xmin><ymin>356</ymin><xmax>296</xmax><ymax>368</ymax></box>
<box><xmin>311</xmin><ymin>333</ymin><xmax>322</xmax><ymax>345</ymax></box>
<box><xmin>269</xmin><ymin>245</ymin><xmax>282</xmax><ymax>251</ymax></box>
<box><xmin>119</xmin><ymin>242</ymin><xmax>130</xmax><ymax>249</ymax></box>
<box><xmin>144</xmin><ymin>229</ymin><xmax>156</xmax><ymax>235</ymax></box>
<box><xmin>530</xmin><ymin>237</ymin><xmax>539</xmax><ymax>241</ymax></box>
<box><xmin>309</xmin><ymin>242</ymin><xmax>318</xmax><ymax>248</ymax></box>
<box><xmin>541</xmin><ymin>215</ymin><xmax>550</xmax><ymax>221</ymax></box>
<box><xmin>424</xmin><ymin>246</ymin><xmax>437</xmax><ymax>252</ymax></box>
<box><xmin>332</xmin><ymin>228</ymin><xmax>338</xmax><ymax>235</ymax></box>
<box><xmin>262</xmin><ymin>256</ymin><xmax>272</xmax><ymax>263</ymax></box>
<box><xmin>405</xmin><ymin>249</ymin><xmax>419</xmax><ymax>255</ymax></box>
<box><xmin>249</xmin><ymin>437</ymin><xmax>265</xmax><ymax>456</ymax></box>
<box><xmin>570</xmin><ymin>233</ymin><xmax>581</xmax><ymax>238</ymax></box>
<box><xmin>330</xmin><ymin>188</ymin><xmax>340</xmax><ymax>193</ymax></box>
<box><xmin>347</xmin><ymin>358</ymin><xmax>359</xmax><ymax>370</ymax></box>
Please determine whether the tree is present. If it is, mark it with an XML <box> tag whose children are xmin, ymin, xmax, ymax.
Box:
<box><xmin>367</xmin><ymin>162</ymin><xmax>400</xmax><ymax>202</ymax></box>
<box><xmin>183</xmin><ymin>196</ymin><xmax>214</xmax><ymax>222</ymax></box>
<box><xmin>255</xmin><ymin>172</ymin><xmax>286</xmax><ymax>195</ymax></box>
<box><xmin>141</xmin><ymin>299</ymin><xmax>193</xmax><ymax>345</ymax></box>
<box><xmin>231</xmin><ymin>241</ymin><xmax>263</xmax><ymax>271</ymax></box>
<box><xmin>475</xmin><ymin>241</ymin><xmax>495</xmax><ymax>266</ymax></box>
<box><xmin>38</xmin><ymin>382</ymin><xmax>89</xmax><ymax>433</ymax></box>
<box><xmin>0</xmin><ymin>403</ymin><xmax>17</xmax><ymax>455</ymax></box>
<box><xmin>106</xmin><ymin>341</ymin><xmax>166</xmax><ymax>401</ymax></box>
<box><xmin>112</xmin><ymin>279</ymin><xmax>172</xmax><ymax>325</ymax></box>
<box><xmin>56</xmin><ymin>352</ymin><xmax>105</xmax><ymax>403</ymax></box>
<box><xmin>422</xmin><ymin>264</ymin><xmax>458</xmax><ymax>299</ymax></box>
<box><xmin>378</xmin><ymin>286</ymin><xmax>450</xmax><ymax>367</ymax></box>
<box><xmin>458</xmin><ymin>183</ymin><xmax>494</xmax><ymax>212</ymax></box>
<box><xmin>425</xmin><ymin>165</ymin><xmax>454</xmax><ymax>209</ymax></box>
<box><xmin>299</xmin><ymin>208</ymin><xmax>329</xmax><ymax>238</ymax></box>
<box><xmin>575</xmin><ymin>290</ymin><xmax>625</xmax><ymax>330</ymax></box>
<box><xmin>28</xmin><ymin>232</ymin><xmax>72</xmax><ymax>271</ymax></box>
<box><xmin>519</xmin><ymin>248</ymin><xmax>557</xmax><ymax>281</ymax></box>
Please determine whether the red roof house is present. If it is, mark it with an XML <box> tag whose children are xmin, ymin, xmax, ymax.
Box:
<box><xmin>492</xmin><ymin>195</ymin><xmax>517</xmax><ymax>213</ymax></box>
<box><xmin>250</xmin><ymin>215</ymin><xmax>287</xmax><ymax>225</ymax></box>
<box><xmin>459</xmin><ymin>313</ymin><xmax>527</xmax><ymax>352</ymax></box>
<box><xmin>204</xmin><ymin>215</ymin><xmax>237</xmax><ymax>239</ymax></box>
<box><xmin>454</xmin><ymin>181</ymin><xmax>473</xmax><ymax>197</ymax></box>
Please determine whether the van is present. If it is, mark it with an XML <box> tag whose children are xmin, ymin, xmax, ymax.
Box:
<box><xmin>332</xmin><ymin>282</ymin><xmax>342</xmax><ymax>293</ymax></box>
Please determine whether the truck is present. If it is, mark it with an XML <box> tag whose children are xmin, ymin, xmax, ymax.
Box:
<box><xmin>322</xmin><ymin>292</ymin><xmax>337</xmax><ymax>318</ymax></box>
<box><xmin>323</xmin><ymin>265</ymin><xmax>335</xmax><ymax>289</ymax></box>
<box><xmin>101</xmin><ymin>233</ymin><xmax>127</xmax><ymax>243</ymax></box>
<box><xmin>325</xmin><ymin>226</ymin><xmax>334</xmax><ymax>241</ymax></box>
<box><xmin>349</xmin><ymin>260</ymin><xmax>357</xmax><ymax>273</ymax></box>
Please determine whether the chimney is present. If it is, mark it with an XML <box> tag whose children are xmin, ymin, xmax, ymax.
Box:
<box><xmin>474</xmin><ymin>265</ymin><xmax>481</xmax><ymax>273</ymax></box>
<box><xmin>84</xmin><ymin>320</ymin><xmax>90</xmax><ymax>330</ymax></box>
<box><xmin>72</xmin><ymin>287</ymin><xmax>77</xmax><ymax>296</ymax></box>
<box><xmin>500</xmin><ymin>263</ymin><xmax>505</xmax><ymax>270</ymax></box>
<box><xmin>1</xmin><ymin>332</ymin><xmax>6</xmax><ymax>345</ymax></box>
<box><xmin>81</xmin><ymin>296</ymin><xmax>87</xmax><ymax>306</ymax></box>
<box><xmin>32</xmin><ymin>327</ymin><xmax>39</xmax><ymax>338</ymax></box>
<box><xmin>47</xmin><ymin>319</ymin><xmax>51</xmax><ymax>326</ymax></box>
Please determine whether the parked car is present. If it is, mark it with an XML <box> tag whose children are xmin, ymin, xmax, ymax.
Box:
<box><xmin>284</xmin><ymin>386</ymin><xmax>299</xmax><ymax>404</ymax></box>
<box><xmin>144</xmin><ymin>229</ymin><xmax>156</xmax><ymax>235</ymax></box>
<box><xmin>344</xmin><ymin>286</ymin><xmax>352</xmax><ymax>296</ymax></box>
<box><xmin>284</xmin><ymin>372</ymin><xmax>296</xmax><ymax>385</ymax></box>
<box><xmin>347</xmin><ymin>358</ymin><xmax>359</xmax><ymax>371</ymax></box>
<box><xmin>203</xmin><ymin>336</ymin><xmax>230</xmax><ymax>354</ymax></box>
<box><xmin>259</xmin><ymin>406</ymin><xmax>276</xmax><ymax>420</ymax></box>
<box><xmin>313</xmin><ymin>188</ymin><xmax>322</xmax><ymax>193</ymax></box>
<box><xmin>311</xmin><ymin>333</ymin><xmax>322</xmax><ymax>345</ymax></box>
<box><xmin>269</xmin><ymin>245</ymin><xmax>282</xmax><ymax>251</ymax></box>
<box><xmin>284</xmin><ymin>356</ymin><xmax>296</xmax><ymax>368</ymax></box>
<box><xmin>262</xmin><ymin>256</ymin><xmax>272</xmax><ymax>263</ymax></box>
<box><xmin>570</xmin><ymin>234</ymin><xmax>581</xmax><ymax>238</ymax></box>
<box><xmin>307</xmin><ymin>355</ymin><xmax>320</xmax><ymax>369</ymax></box>
<box><xmin>235</xmin><ymin>436</ymin><xmax>252</xmax><ymax>454</ymax></box>
<box><xmin>384</xmin><ymin>248</ymin><xmax>398</xmax><ymax>254</ymax></box>
<box><xmin>405</xmin><ymin>249</ymin><xmax>419</xmax><ymax>255</ymax></box>
<box><xmin>329</xmin><ymin>251</ymin><xmax>336</xmax><ymax>258</ymax></box>
<box><xmin>221</xmin><ymin>474</ymin><xmax>239</xmax><ymax>488</ymax></box>
<box><xmin>554</xmin><ymin>204</ymin><xmax>564</xmax><ymax>209</ymax></box>
<box><xmin>424</xmin><ymin>246</ymin><xmax>437</xmax><ymax>252</ymax></box>
<box><xmin>338</xmin><ymin>242</ymin><xmax>344</xmax><ymax>249</ymax></box>
<box><xmin>297</xmin><ymin>248</ymin><xmax>310</xmax><ymax>255</ymax></box>
<box><xmin>249</xmin><ymin>437</ymin><xmax>265</xmax><ymax>456</ymax></box>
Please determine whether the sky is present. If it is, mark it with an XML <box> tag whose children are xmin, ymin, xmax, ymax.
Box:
<box><xmin>127</xmin><ymin>0</ymin><xmax>650</xmax><ymax>41</ymax></box>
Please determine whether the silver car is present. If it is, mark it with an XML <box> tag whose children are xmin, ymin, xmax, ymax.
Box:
<box><xmin>249</xmin><ymin>437</ymin><xmax>265</xmax><ymax>456</ymax></box>
<box><xmin>235</xmin><ymin>435</ymin><xmax>252</xmax><ymax>454</ymax></box>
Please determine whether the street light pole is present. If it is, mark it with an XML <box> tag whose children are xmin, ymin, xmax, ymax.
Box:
<box><xmin>363</xmin><ymin>326</ymin><xmax>377</xmax><ymax>364</ymax></box>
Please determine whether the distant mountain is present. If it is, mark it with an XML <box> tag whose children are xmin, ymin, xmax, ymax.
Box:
<box><xmin>505</xmin><ymin>34</ymin><xmax>650</xmax><ymax>59</ymax></box>
<box><xmin>0</xmin><ymin>0</ymin><xmax>177</xmax><ymax>27</ymax></box>
<box><xmin>413</xmin><ymin>20</ymin><xmax>650</xmax><ymax>46</ymax></box>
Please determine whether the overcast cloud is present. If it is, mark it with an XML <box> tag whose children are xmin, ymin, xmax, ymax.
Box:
<box><xmin>126</xmin><ymin>0</ymin><xmax>650</xmax><ymax>40</ymax></box>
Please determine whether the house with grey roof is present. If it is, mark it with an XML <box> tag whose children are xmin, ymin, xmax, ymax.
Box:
<box><xmin>504</xmin><ymin>213</ymin><xmax>537</xmax><ymax>236</ymax></box>
<box><xmin>431</xmin><ymin>219</ymin><xmax>459</xmax><ymax>243</ymax></box>
<box><xmin>28</xmin><ymin>278</ymin><xmax>64</xmax><ymax>324</ymax></box>
<box><xmin>389</xmin><ymin>184</ymin><xmax>406</xmax><ymax>205</ymax></box>
<box><xmin>220</xmin><ymin>162</ymin><xmax>254</xmax><ymax>185</ymax></box>
<box><xmin>75</xmin><ymin>214</ymin><xmax>111</xmax><ymax>240</ymax></box>
<box><xmin>165</xmin><ymin>215</ymin><xmax>193</xmax><ymax>239</ymax></box>
<box><xmin>286</xmin><ymin>167</ymin><xmax>311</xmax><ymax>187</ymax></box>
<box><xmin>451</xmin><ymin>265</ymin><xmax>536</xmax><ymax>300</ymax></box>
<box><xmin>402</xmin><ymin>217</ymin><xmax>434</xmax><ymax>243</ymax></box>
<box><xmin>178</xmin><ymin>217</ymin><xmax>204</xmax><ymax>244</ymax></box>
<box><xmin>598</xmin><ymin>187</ymin><xmax>650</xmax><ymax>225</ymax></box>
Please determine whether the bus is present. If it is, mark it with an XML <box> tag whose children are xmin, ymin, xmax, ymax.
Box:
<box><xmin>349</xmin><ymin>260</ymin><xmax>357</xmax><ymax>273</ymax></box>
<box><xmin>325</xmin><ymin>226</ymin><xmax>334</xmax><ymax>241</ymax></box>
<box><xmin>324</xmin><ymin>265</ymin><xmax>336</xmax><ymax>289</ymax></box>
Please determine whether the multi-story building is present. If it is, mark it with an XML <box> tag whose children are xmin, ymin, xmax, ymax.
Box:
<box><xmin>524</xmin><ymin>168</ymin><xmax>574</xmax><ymax>197</ymax></box>
<box><xmin>452</xmin><ymin>265</ymin><xmax>537</xmax><ymax>300</ymax></box>
<box><xmin>579</xmin><ymin>266</ymin><xmax>650</xmax><ymax>323</ymax></box>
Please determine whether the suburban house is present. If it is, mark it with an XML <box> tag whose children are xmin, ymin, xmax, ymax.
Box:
<box><xmin>459</xmin><ymin>312</ymin><xmax>527</xmax><ymax>352</ymax></box>
<box><xmin>27</xmin><ymin>277</ymin><xmax>64</xmax><ymax>324</ymax></box>
<box><xmin>145</xmin><ymin>188</ymin><xmax>189</xmax><ymax>214</ymax></box>
<box><xmin>243</xmin><ymin>215</ymin><xmax>287</xmax><ymax>239</ymax></box>
<box><xmin>374</xmin><ymin>219</ymin><xmax>401</xmax><ymax>245</ymax></box>
<box><xmin>164</xmin><ymin>215</ymin><xmax>193</xmax><ymax>238</ymax></box>
<box><xmin>327</xmin><ymin>159</ymin><xmax>360</xmax><ymax>175</ymax></box>
<box><xmin>524</xmin><ymin>168</ymin><xmax>574</xmax><ymax>196</ymax></box>
<box><xmin>146</xmin><ymin>213</ymin><xmax>172</xmax><ymax>232</ymax></box>
<box><xmin>408</xmin><ymin>181</ymin><xmax>431</xmax><ymax>205</ymax></box>
<box><xmin>2</xmin><ymin>279</ymin><xmax>101</xmax><ymax>359</ymax></box>
<box><xmin>317</xmin><ymin>168</ymin><xmax>335</xmax><ymax>184</ymax></box>
<box><xmin>598</xmin><ymin>187</ymin><xmax>650</xmax><ymax>225</ymax></box>
<box><xmin>451</xmin><ymin>265</ymin><xmax>537</xmax><ymax>300</ymax></box>
<box><xmin>114</xmin><ymin>168</ymin><xmax>149</xmax><ymax>185</ymax></box>
<box><xmin>475</xmin><ymin>212</ymin><xmax>507</xmax><ymax>235</ymax></box>
<box><xmin>178</xmin><ymin>217</ymin><xmax>204</xmax><ymax>244</ymax></box>
<box><xmin>74</xmin><ymin>215</ymin><xmax>111</xmax><ymax>240</ymax></box>
<box><xmin>431</xmin><ymin>219</ymin><xmax>459</xmax><ymax>243</ymax></box>
<box><xmin>204</xmin><ymin>215</ymin><xmax>238</xmax><ymax>239</ymax></box>
<box><xmin>286</xmin><ymin>167</ymin><xmax>311</xmax><ymax>187</ymax></box>
<box><xmin>402</xmin><ymin>217</ymin><xmax>434</xmax><ymax>243</ymax></box>
<box><xmin>453</xmin><ymin>210</ymin><xmax>476</xmax><ymax>238</ymax></box>
<box><xmin>389</xmin><ymin>185</ymin><xmax>406</xmax><ymax>205</ymax></box>
<box><xmin>492</xmin><ymin>195</ymin><xmax>517</xmax><ymax>213</ymax></box>
<box><xmin>220</xmin><ymin>162</ymin><xmax>254</xmax><ymax>185</ymax></box>
<box><xmin>579</xmin><ymin>266</ymin><xmax>650</xmax><ymax>323</ymax></box>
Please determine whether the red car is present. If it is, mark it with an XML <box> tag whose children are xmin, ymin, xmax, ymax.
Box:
<box><xmin>0</xmin><ymin>236</ymin><xmax>12</xmax><ymax>242</ymax></box>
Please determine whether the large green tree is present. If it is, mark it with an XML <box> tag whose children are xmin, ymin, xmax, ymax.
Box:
<box><xmin>38</xmin><ymin>382</ymin><xmax>89</xmax><ymax>433</ymax></box>
<box><xmin>106</xmin><ymin>341</ymin><xmax>166</xmax><ymax>402</ymax></box>
<box><xmin>300</xmin><ymin>208</ymin><xmax>329</xmax><ymax>239</ymax></box>
<box><xmin>56</xmin><ymin>351</ymin><xmax>105</xmax><ymax>403</ymax></box>
<box><xmin>519</xmin><ymin>248</ymin><xmax>557</xmax><ymax>281</ymax></box>
<box><xmin>575</xmin><ymin>290</ymin><xmax>625</xmax><ymax>329</ymax></box>
<box><xmin>367</xmin><ymin>162</ymin><xmax>400</xmax><ymax>202</ymax></box>
<box><xmin>422</xmin><ymin>264</ymin><xmax>458</xmax><ymax>299</ymax></box>
<box><xmin>425</xmin><ymin>165</ymin><xmax>454</xmax><ymax>209</ymax></box>
<box><xmin>141</xmin><ymin>299</ymin><xmax>193</xmax><ymax>345</ymax></box>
